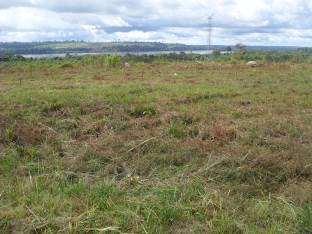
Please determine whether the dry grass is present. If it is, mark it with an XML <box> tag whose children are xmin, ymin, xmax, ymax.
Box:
<box><xmin>0</xmin><ymin>58</ymin><xmax>311</xmax><ymax>233</ymax></box>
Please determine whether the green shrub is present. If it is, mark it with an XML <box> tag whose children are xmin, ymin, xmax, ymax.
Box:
<box><xmin>106</xmin><ymin>55</ymin><xmax>122</xmax><ymax>68</ymax></box>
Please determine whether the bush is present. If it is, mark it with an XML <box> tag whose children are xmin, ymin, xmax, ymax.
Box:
<box><xmin>106</xmin><ymin>55</ymin><xmax>121</xmax><ymax>68</ymax></box>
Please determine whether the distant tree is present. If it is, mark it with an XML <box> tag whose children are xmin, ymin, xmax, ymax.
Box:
<box><xmin>225</xmin><ymin>46</ymin><xmax>232</xmax><ymax>52</ymax></box>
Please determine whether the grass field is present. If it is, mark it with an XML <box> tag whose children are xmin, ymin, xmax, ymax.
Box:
<box><xmin>0</xmin><ymin>58</ymin><xmax>312</xmax><ymax>233</ymax></box>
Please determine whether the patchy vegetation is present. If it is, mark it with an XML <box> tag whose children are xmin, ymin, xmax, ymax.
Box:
<box><xmin>0</xmin><ymin>56</ymin><xmax>311</xmax><ymax>233</ymax></box>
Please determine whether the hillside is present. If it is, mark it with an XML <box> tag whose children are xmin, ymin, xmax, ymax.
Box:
<box><xmin>0</xmin><ymin>41</ymin><xmax>302</xmax><ymax>55</ymax></box>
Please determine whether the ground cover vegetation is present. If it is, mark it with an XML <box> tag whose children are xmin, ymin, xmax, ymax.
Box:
<box><xmin>0</xmin><ymin>52</ymin><xmax>311</xmax><ymax>233</ymax></box>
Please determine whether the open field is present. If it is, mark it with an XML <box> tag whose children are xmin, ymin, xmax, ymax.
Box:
<box><xmin>0</xmin><ymin>57</ymin><xmax>312</xmax><ymax>233</ymax></box>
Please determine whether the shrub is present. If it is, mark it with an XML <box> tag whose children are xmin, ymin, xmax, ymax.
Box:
<box><xmin>106</xmin><ymin>55</ymin><xmax>122</xmax><ymax>68</ymax></box>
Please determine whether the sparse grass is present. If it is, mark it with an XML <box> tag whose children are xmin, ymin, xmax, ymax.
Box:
<box><xmin>0</xmin><ymin>58</ymin><xmax>311</xmax><ymax>233</ymax></box>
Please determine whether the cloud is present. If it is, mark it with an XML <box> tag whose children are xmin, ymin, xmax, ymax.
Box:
<box><xmin>0</xmin><ymin>0</ymin><xmax>311</xmax><ymax>45</ymax></box>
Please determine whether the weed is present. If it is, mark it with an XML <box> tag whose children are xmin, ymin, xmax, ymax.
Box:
<box><xmin>169</xmin><ymin>123</ymin><xmax>187</xmax><ymax>139</ymax></box>
<box><xmin>129</xmin><ymin>105</ymin><xmax>157</xmax><ymax>118</ymax></box>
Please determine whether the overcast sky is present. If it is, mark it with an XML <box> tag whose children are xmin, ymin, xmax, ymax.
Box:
<box><xmin>0</xmin><ymin>0</ymin><xmax>311</xmax><ymax>46</ymax></box>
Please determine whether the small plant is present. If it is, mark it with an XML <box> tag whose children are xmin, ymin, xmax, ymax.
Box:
<box><xmin>169</xmin><ymin>124</ymin><xmax>187</xmax><ymax>139</ymax></box>
<box><xmin>42</xmin><ymin>102</ymin><xmax>64</xmax><ymax>116</ymax></box>
<box><xmin>4</xmin><ymin>127</ymin><xmax>16</xmax><ymax>144</ymax></box>
<box><xmin>129</xmin><ymin>105</ymin><xmax>157</xmax><ymax>118</ymax></box>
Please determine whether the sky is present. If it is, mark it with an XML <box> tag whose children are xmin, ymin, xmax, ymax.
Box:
<box><xmin>0</xmin><ymin>0</ymin><xmax>311</xmax><ymax>46</ymax></box>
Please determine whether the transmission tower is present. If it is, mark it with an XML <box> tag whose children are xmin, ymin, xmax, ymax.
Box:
<box><xmin>208</xmin><ymin>15</ymin><xmax>213</xmax><ymax>52</ymax></box>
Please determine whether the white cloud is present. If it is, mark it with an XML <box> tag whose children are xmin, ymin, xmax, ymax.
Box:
<box><xmin>0</xmin><ymin>7</ymin><xmax>75</xmax><ymax>31</ymax></box>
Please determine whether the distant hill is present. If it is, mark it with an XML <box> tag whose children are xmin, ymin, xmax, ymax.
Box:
<box><xmin>0</xmin><ymin>41</ymin><xmax>304</xmax><ymax>55</ymax></box>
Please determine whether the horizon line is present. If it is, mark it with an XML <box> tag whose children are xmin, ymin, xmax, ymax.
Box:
<box><xmin>0</xmin><ymin>41</ymin><xmax>309</xmax><ymax>48</ymax></box>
